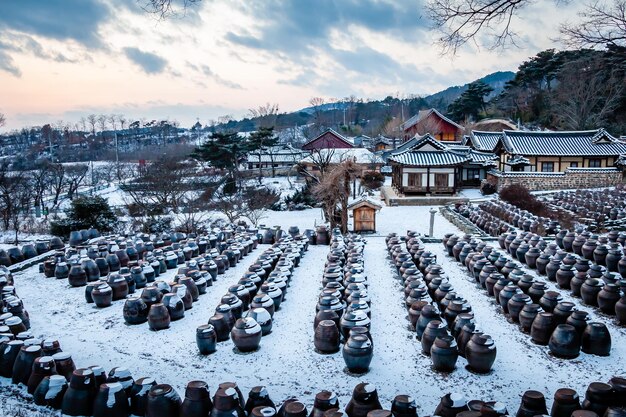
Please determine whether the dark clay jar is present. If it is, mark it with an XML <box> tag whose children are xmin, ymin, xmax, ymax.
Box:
<box><xmin>531</xmin><ymin>312</ymin><xmax>556</xmax><ymax>345</ymax></box>
<box><xmin>68</xmin><ymin>265</ymin><xmax>87</xmax><ymax>287</ymax></box>
<box><xmin>465</xmin><ymin>333</ymin><xmax>496</xmax><ymax>374</ymax></box>
<box><xmin>146</xmin><ymin>384</ymin><xmax>182</xmax><ymax>417</ymax></box>
<box><xmin>345</xmin><ymin>383</ymin><xmax>383</xmax><ymax>417</ymax></box>
<box><xmin>546</xmin><ymin>259</ymin><xmax>562</xmax><ymax>282</ymax></box>
<box><xmin>565</xmin><ymin>310</ymin><xmax>590</xmax><ymax>337</ymax></box>
<box><xmin>571</xmin><ymin>272</ymin><xmax>587</xmax><ymax>297</ymax></box>
<box><xmin>535</xmin><ymin>254</ymin><xmax>551</xmax><ymax>275</ymax></box>
<box><xmin>197</xmin><ymin>324</ymin><xmax>217</xmax><ymax>355</ymax></box>
<box><xmin>516</xmin><ymin>390</ymin><xmax>548</xmax><ymax>417</ymax></box>
<box><xmin>93</xmin><ymin>382</ymin><xmax>129</xmax><ymax>417</ymax></box>
<box><xmin>342</xmin><ymin>334</ymin><xmax>373</xmax><ymax>374</ymax></box>
<box><xmin>391</xmin><ymin>395</ymin><xmax>417</xmax><ymax>417</ymax></box>
<box><xmin>415</xmin><ymin>304</ymin><xmax>440</xmax><ymax>341</ymax></box>
<box><xmin>430</xmin><ymin>334</ymin><xmax>458</xmax><ymax>372</ymax></box>
<box><xmin>435</xmin><ymin>392</ymin><xmax>469</xmax><ymax>417</ymax></box>
<box><xmin>485</xmin><ymin>273</ymin><xmax>502</xmax><ymax>297</ymax></box>
<box><xmin>12</xmin><ymin>345</ymin><xmax>41</xmax><ymax>385</ymax></box>
<box><xmin>231</xmin><ymin>317</ymin><xmax>262</xmax><ymax>352</ymax></box>
<box><xmin>421</xmin><ymin>320</ymin><xmax>448</xmax><ymax>356</ymax></box>
<box><xmin>123</xmin><ymin>296</ymin><xmax>149</xmax><ymax>325</ymax></box>
<box><xmin>209</xmin><ymin>314</ymin><xmax>231</xmax><ymax>342</ymax></box>
<box><xmin>27</xmin><ymin>355</ymin><xmax>56</xmax><ymax>394</ymax></box>
<box><xmin>597</xmin><ymin>283</ymin><xmax>622</xmax><ymax>314</ymax></box>
<box><xmin>407</xmin><ymin>301</ymin><xmax>429</xmax><ymax>330</ymax></box>
<box><xmin>180</xmin><ymin>380</ymin><xmax>213</xmax><ymax>417</ymax></box>
<box><xmin>141</xmin><ymin>286</ymin><xmax>163</xmax><ymax>309</ymax></box>
<box><xmin>519</xmin><ymin>304</ymin><xmax>543</xmax><ymax>333</ymax></box>
<box><xmin>499</xmin><ymin>285</ymin><xmax>522</xmax><ymax>314</ymax></box>
<box><xmin>582</xmin><ymin>382</ymin><xmax>614</xmax><ymax>416</ymax></box>
<box><xmin>148</xmin><ymin>303</ymin><xmax>170</xmax><ymax>331</ymax></box>
<box><xmin>130</xmin><ymin>377</ymin><xmax>157</xmax><ymax>416</ymax></box>
<box><xmin>508</xmin><ymin>293</ymin><xmax>532</xmax><ymax>323</ymax></box>
<box><xmin>553</xmin><ymin>301</ymin><xmax>576</xmax><ymax>325</ymax></box>
<box><xmin>581</xmin><ymin>278</ymin><xmax>604</xmax><ymax>306</ymax></box>
<box><xmin>549</xmin><ymin>324</ymin><xmax>581</xmax><ymax>359</ymax></box>
<box><xmin>162</xmin><ymin>292</ymin><xmax>185</xmax><ymax>321</ymax></box>
<box><xmin>314</xmin><ymin>320</ymin><xmax>341</xmax><ymax>353</ymax></box>
<box><xmin>33</xmin><ymin>374</ymin><xmax>68</xmax><ymax>409</ymax></box>
<box><xmin>581</xmin><ymin>322</ymin><xmax>611</xmax><ymax>356</ymax></box>
<box><xmin>551</xmin><ymin>388</ymin><xmax>581</xmax><ymax>417</ymax></box>
<box><xmin>525</xmin><ymin>248</ymin><xmax>542</xmax><ymax>269</ymax></box>
<box><xmin>452</xmin><ymin>313</ymin><xmax>475</xmax><ymax>339</ymax></box>
<box><xmin>493</xmin><ymin>278</ymin><xmax>512</xmax><ymax>304</ymax></box>
<box><xmin>556</xmin><ymin>265</ymin><xmax>575</xmax><ymax>289</ymax></box>
<box><xmin>539</xmin><ymin>291</ymin><xmax>563</xmax><ymax>313</ymax></box>
<box><xmin>245</xmin><ymin>386</ymin><xmax>275</xmax><ymax>416</ymax></box>
<box><xmin>62</xmin><ymin>369</ymin><xmax>97</xmax><ymax>417</ymax></box>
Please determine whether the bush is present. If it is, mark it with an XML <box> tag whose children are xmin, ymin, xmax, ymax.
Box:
<box><xmin>499</xmin><ymin>184</ymin><xmax>546</xmax><ymax>215</ymax></box>
<box><xmin>361</xmin><ymin>171</ymin><xmax>385</xmax><ymax>190</ymax></box>
<box><xmin>480</xmin><ymin>180</ymin><xmax>497</xmax><ymax>195</ymax></box>
<box><xmin>50</xmin><ymin>195</ymin><xmax>118</xmax><ymax>238</ymax></box>
<box><xmin>283</xmin><ymin>182</ymin><xmax>316</xmax><ymax>208</ymax></box>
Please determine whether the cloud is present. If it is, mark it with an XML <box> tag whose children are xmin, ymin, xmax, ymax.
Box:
<box><xmin>186</xmin><ymin>62</ymin><xmax>244</xmax><ymax>89</ymax></box>
<box><xmin>123</xmin><ymin>47</ymin><xmax>168</xmax><ymax>74</ymax></box>
<box><xmin>0</xmin><ymin>49</ymin><xmax>21</xmax><ymax>77</ymax></box>
<box><xmin>0</xmin><ymin>0</ymin><xmax>110</xmax><ymax>47</ymax></box>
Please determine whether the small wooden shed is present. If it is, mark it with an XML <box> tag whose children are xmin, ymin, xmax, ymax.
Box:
<box><xmin>348</xmin><ymin>198</ymin><xmax>382</xmax><ymax>233</ymax></box>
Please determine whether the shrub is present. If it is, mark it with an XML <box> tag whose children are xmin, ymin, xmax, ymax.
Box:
<box><xmin>361</xmin><ymin>170</ymin><xmax>385</xmax><ymax>190</ymax></box>
<box><xmin>499</xmin><ymin>184</ymin><xmax>546</xmax><ymax>215</ymax></box>
<box><xmin>480</xmin><ymin>180</ymin><xmax>497</xmax><ymax>195</ymax></box>
<box><xmin>50</xmin><ymin>195</ymin><xmax>118</xmax><ymax>237</ymax></box>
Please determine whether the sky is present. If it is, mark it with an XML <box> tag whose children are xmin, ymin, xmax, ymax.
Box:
<box><xmin>0</xmin><ymin>0</ymin><xmax>587</xmax><ymax>131</ymax></box>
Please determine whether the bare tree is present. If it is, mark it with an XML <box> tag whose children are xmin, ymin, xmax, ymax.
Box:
<box><xmin>49</xmin><ymin>163</ymin><xmax>65</xmax><ymax>208</ymax></box>
<box><xmin>298</xmin><ymin>148</ymin><xmax>336</xmax><ymax>184</ymax></box>
<box><xmin>243</xmin><ymin>188</ymin><xmax>280</xmax><ymax>227</ymax></box>
<box><xmin>552</xmin><ymin>55</ymin><xmax>625</xmax><ymax>129</ymax></box>
<box><xmin>312</xmin><ymin>160</ymin><xmax>358</xmax><ymax>233</ymax></box>
<box><xmin>65</xmin><ymin>164</ymin><xmax>89</xmax><ymax>200</ymax></box>
<box><xmin>561</xmin><ymin>0</ymin><xmax>626</xmax><ymax>48</ymax></box>
<box><xmin>79</xmin><ymin>117</ymin><xmax>87</xmax><ymax>133</ymax></box>
<box><xmin>30</xmin><ymin>160</ymin><xmax>52</xmax><ymax>210</ymax></box>
<box><xmin>0</xmin><ymin>164</ymin><xmax>32</xmax><ymax>243</ymax></box>
<box><xmin>309</xmin><ymin>97</ymin><xmax>326</xmax><ymax>132</ymax></box>
<box><xmin>87</xmin><ymin>114</ymin><xmax>97</xmax><ymax>136</ymax></box>
<box><xmin>426</xmin><ymin>0</ymin><xmax>578</xmax><ymax>53</ymax></box>
<box><xmin>0</xmin><ymin>113</ymin><xmax>5</xmax><ymax>128</ymax></box>
<box><xmin>97</xmin><ymin>114</ymin><xmax>108</xmax><ymax>135</ymax></box>
<box><xmin>142</xmin><ymin>0</ymin><xmax>201</xmax><ymax>18</ymax></box>
<box><xmin>248</xmin><ymin>103</ymin><xmax>280</xmax><ymax>128</ymax></box>
<box><xmin>208</xmin><ymin>191</ymin><xmax>247</xmax><ymax>223</ymax></box>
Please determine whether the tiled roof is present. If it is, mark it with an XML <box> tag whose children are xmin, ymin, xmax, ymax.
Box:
<box><xmin>467</xmin><ymin>131</ymin><xmax>503</xmax><ymax>152</ymax></box>
<box><xmin>401</xmin><ymin>108</ymin><xmax>462</xmax><ymax>131</ymax></box>
<box><xmin>301</xmin><ymin>128</ymin><xmax>353</xmax><ymax>149</ymax></box>
<box><xmin>448</xmin><ymin>145</ymin><xmax>497</xmax><ymax>164</ymax></box>
<box><xmin>488</xmin><ymin>167</ymin><xmax>620</xmax><ymax>178</ymax></box>
<box><xmin>501</xmin><ymin>128</ymin><xmax>626</xmax><ymax>156</ymax></box>
<box><xmin>389</xmin><ymin>151</ymin><xmax>470</xmax><ymax>167</ymax></box>
<box><xmin>505</xmin><ymin>155</ymin><xmax>531</xmax><ymax>166</ymax></box>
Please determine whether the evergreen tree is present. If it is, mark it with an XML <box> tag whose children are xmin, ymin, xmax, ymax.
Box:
<box><xmin>191</xmin><ymin>131</ymin><xmax>248</xmax><ymax>191</ymax></box>
<box><xmin>447</xmin><ymin>81</ymin><xmax>494</xmax><ymax>122</ymax></box>
<box><xmin>247</xmin><ymin>127</ymin><xmax>279</xmax><ymax>181</ymax></box>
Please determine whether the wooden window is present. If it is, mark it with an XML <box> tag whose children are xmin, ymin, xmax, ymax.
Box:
<box><xmin>589</xmin><ymin>159</ymin><xmax>602</xmax><ymax>168</ymax></box>
<box><xmin>541</xmin><ymin>162</ymin><xmax>554</xmax><ymax>172</ymax></box>
<box><xmin>570</xmin><ymin>162</ymin><xmax>578</xmax><ymax>168</ymax></box>
<box><xmin>408</xmin><ymin>173</ymin><xmax>422</xmax><ymax>187</ymax></box>
<box><xmin>435</xmin><ymin>173</ymin><xmax>448</xmax><ymax>188</ymax></box>
<box><xmin>466</xmin><ymin>168</ymin><xmax>480</xmax><ymax>180</ymax></box>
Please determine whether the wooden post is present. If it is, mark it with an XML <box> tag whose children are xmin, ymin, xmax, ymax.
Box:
<box><xmin>426</xmin><ymin>167</ymin><xmax>430</xmax><ymax>193</ymax></box>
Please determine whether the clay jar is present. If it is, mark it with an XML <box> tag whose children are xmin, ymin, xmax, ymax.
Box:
<box><xmin>581</xmin><ymin>322</ymin><xmax>611</xmax><ymax>356</ymax></box>
<box><xmin>26</xmin><ymin>355</ymin><xmax>56</xmax><ymax>395</ymax></box>
<box><xmin>315</xmin><ymin>320</ymin><xmax>341</xmax><ymax>353</ymax></box>
<box><xmin>539</xmin><ymin>291</ymin><xmax>563</xmax><ymax>313</ymax></box>
<box><xmin>245</xmin><ymin>386</ymin><xmax>275</xmax><ymax>416</ymax></box>
<box><xmin>508</xmin><ymin>293</ymin><xmax>532</xmax><ymax>323</ymax></box>
<box><xmin>551</xmin><ymin>388</ymin><xmax>581</xmax><ymax>417</ymax></box>
<box><xmin>93</xmin><ymin>382</ymin><xmax>129</xmax><ymax>417</ymax></box>
<box><xmin>107</xmin><ymin>273</ymin><xmax>129</xmax><ymax>301</ymax></box>
<box><xmin>130</xmin><ymin>377</ymin><xmax>157</xmax><ymax>416</ymax></box>
<box><xmin>68</xmin><ymin>265</ymin><xmax>87</xmax><ymax>287</ymax></box>
<box><xmin>180</xmin><ymin>380</ymin><xmax>213</xmax><ymax>417</ymax></box>
<box><xmin>581</xmin><ymin>278</ymin><xmax>604</xmax><ymax>306</ymax></box>
<box><xmin>148</xmin><ymin>303</ymin><xmax>171</xmax><ymax>331</ymax></box>
<box><xmin>345</xmin><ymin>383</ymin><xmax>382</xmax><ymax>417</ymax></box>
<box><xmin>556</xmin><ymin>265</ymin><xmax>575</xmax><ymax>289</ymax></box>
<box><xmin>421</xmin><ymin>320</ymin><xmax>448</xmax><ymax>356</ymax></box>
<box><xmin>549</xmin><ymin>324</ymin><xmax>581</xmax><ymax>359</ymax></box>
<box><xmin>531</xmin><ymin>312</ymin><xmax>556</xmax><ymax>345</ymax></box>
<box><xmin>146</xmin><ymin>384</ymin><xmax>182</xmax><ymax>417</ymax></box>
<box><xmin>162</xmin><ymin>292</ymin><xmax>185</xmax><ymax>321</ymax></box>
<box><xmin>465</xmin><ymin>333</ymin><xmax>496</xmax><ymax>374</ymax></box>
<box><xmin>91</xmin><ymin>283</ymin><xmax>113</xmax><ymax>308</ymax></box>
<box><xmin>408</xmin><ymin>301</ymin><xmax>428</xmax><ymax>330</ymax></box>
<box><xmin>430</xmin><ymin>334</ymin><xmax>458</xmax><ymax>372</ymax></box>
<box><xmin>616</xmin><ymin>296</ymin><xmax>626</xmax><ymax>325</ymax></box>
<box><xmin>33</xmin><ymin>375</ymin><xmax>68</xmax><ymax>409</ymax></box>
<box><xmin>391</xmin><ymin>395</ymin><xmax>417</xmax><ymax>417</ymax></box>
<box><xmin>516</xmin><ymin>390</ymin><xmax>548</xmax><ymax>417</ymax></box>
<box><xmin>342</xmin><ymin>334</ymin><xmax>373</xmax><ymax>373</ymax></box>
<box><xmin>62</xmin><ymin>368</ymin><xmax>97</xmax><ymax>417</ymax></box>
<box><xmin>231</xmin><ymin>317</ymin><xmax>262</xmax><ymax>352</ymax></box>
<box><xmin>12</xmin><ymin>345</ymin><xmax>42</xmax><ymax>385</ymax></box>
<box><xmin>196</xmin><ymin>324</ymin><xmax>217</xmax><ymax>355</ymax></box>
<box><xmin>553</xmin><ymin>302</ymin><xmax>576</xmax><ymax>325</ymax></box>
<box><xmin>246</xmin><ymin>308</ymin><xmax>272</xmax><ymax>335</ymax></box>
<box><xmin>582</xmin><ymin>382</ymin><xmax>614</xmax><ymax>416</ymax></box>
<box><xmin>123</xmin><ymin>296</ymin><xmax>149</xmax><ymax>325</ymax></box>
<box><xmin>597</xmin><ymin>283</ymin><xmax>622</xmax><ymax>314</ymax></box>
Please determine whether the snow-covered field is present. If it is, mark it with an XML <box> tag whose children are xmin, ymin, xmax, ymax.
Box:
<box><xmin>2</xmin><ymin>188</ymin><xmax>625</xmax><ymax>416</ymax></box>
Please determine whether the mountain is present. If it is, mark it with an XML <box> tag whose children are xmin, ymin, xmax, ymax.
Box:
<box><xmin>423</xmin><ymin>71</ymin><xmax>515</xmax><ymax>110</ymax></box>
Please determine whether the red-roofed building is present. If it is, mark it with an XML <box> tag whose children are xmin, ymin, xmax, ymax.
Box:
<box><xmin>301</xmin><ymin>128</ymin><xmax>354</xmax><ymax>151</ymax></box>
<box><xmin>401</xmin><ymin>108</ymin><xmax>463</xmax><ymax>142</ymax></box>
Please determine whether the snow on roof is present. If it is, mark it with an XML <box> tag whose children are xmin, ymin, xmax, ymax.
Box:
<box><xmin>347</xmin><ymin>197</ymin><xmax>382</xmax><ymax>210</ymax></box>
<box><xmin>401</xmin><ymin>108</ymin><xmax>462</xmax><ymax>131</ymax></box>
<box><xmin>299</xmin><ymin>148</ymin><xmax>384</xmax><ymax>164</ymax></box>
<box><xmin>467</xmin><ymin>131</ymin><xmax>503</xmax><ymax>152</ymax></box>
<box><xmin>500</xmin><ymin>128</ymin><xmax>626</xmax><ymax>156</ymax></box>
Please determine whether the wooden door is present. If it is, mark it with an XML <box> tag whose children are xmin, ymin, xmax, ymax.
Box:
<box><xmin>434</xmin><ymin>173</ymin><xmax>448</xmax><ymax>188</ymax></box>
<box><xmin>355</xmin><ymin>208</ymin><xmax>375</xmax><ymax>232</ymax></box>
<box><xmin>408</xmin><ymin>173</ymin><xmax>421</xmax><ymax>188</ymax></box>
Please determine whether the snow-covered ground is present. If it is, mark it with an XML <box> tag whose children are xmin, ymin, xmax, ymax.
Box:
<box><xmin>3</xmin><ymin>184</ymin><xmax>626</xmax><ymax>415</ymax></box>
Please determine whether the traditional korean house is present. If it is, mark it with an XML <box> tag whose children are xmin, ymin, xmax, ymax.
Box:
<box><xmin>401</xmin><ymin>108</ymin><xmax>463</xmax><ymax>142</ymax></box>
<box><xmin>246</xmin><ymin>144</ymin><xmax>307</xmax><ymax>171</ymax></box>
<box><xmin>301</xmin><ymin>128</ymin><xmax>354</xmax><ymax>151</ymax></box>
<box><xmin>448</xmin><ymin>145</ymin><xmax>499</xmax><ymax>186</ymax></box>
<box><xmin>348</xmin><ymin>198</ymin><xmax>382</xmax><ymax>233</ymax></box>
<box><xmin>462</xmin><ymin>130</ymin><xmax>503</xmax><ymax>153</ymax></box>
<box><xmin>371</xmin><ymin>136</ymin><xmax>393</xmax><ymax>152</ymax></box>
<box><xmin>493</xmin><ymin>129</ymin><xmax>626</xmax><ymax>172</ymax></box>
<box><xmin>298</xmin><ymin>148</ymin><xmax>384</xmax><ymax>177</ymax></box>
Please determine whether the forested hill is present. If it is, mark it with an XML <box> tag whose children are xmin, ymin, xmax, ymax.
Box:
<box><xmin>424</xmin><ymin>71</ymin><xmax>515</xmax><ymax>110</ymax></box>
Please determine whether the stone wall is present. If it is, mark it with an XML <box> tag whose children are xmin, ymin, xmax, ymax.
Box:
<box><xmin>487</xmin><ymin>168</ymin><xmax>624</xmax><ymax>192</ymax></box>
